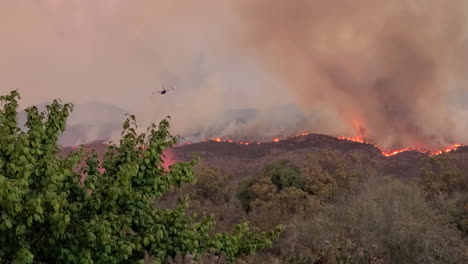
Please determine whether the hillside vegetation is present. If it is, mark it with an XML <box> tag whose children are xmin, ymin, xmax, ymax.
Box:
<box><xmin>1</xmin><ymin>90</ymin><xmax>467</xmax><ymax>263</ymax></box>
<box><xmin>174</xmin><ymin>151</ymin><xmax>467</xmax><ymax>263</ymax></box>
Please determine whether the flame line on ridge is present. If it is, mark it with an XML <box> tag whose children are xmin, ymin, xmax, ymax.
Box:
<box><xmin>174</xmin><ymin>133</ymin><xmax>464</xmax><ymax>157</ymax></box>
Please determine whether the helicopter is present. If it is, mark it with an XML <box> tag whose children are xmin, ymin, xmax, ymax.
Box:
<box><xmin>153</xmin><ymin>83</ymin><xmax>175</xmax><ymax>95</ymax></box>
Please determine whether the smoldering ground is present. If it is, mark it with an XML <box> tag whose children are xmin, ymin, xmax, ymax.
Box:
<box><xmin>1</xmin><ymin>1</ymin><xmax>468</xmax><ymax>149</ymax></box>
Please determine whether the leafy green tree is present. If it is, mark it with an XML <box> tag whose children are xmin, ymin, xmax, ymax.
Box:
<box><xmin>190</xmin><ymin>166</ymin><xmax>232</xmax><ymax>205</ymax></box>
<box><xmin>263</xmin><ymin>160</ymin><xmax>302</xmax><ymax>190</ymax></box>
<box><xmin>237</xmin><ymin>160</ymin><xmax>302</xmax><ymax>213</ymax></box>
<box><xmin>0</xmin><ymin>90</ymin><xmax>283</xmax><ymax>264</ymax></box>
<box><xmin>236</xmin><ymin>178</ymin><xmax>257</xmax><ymax>213</ymax></box>
<box><xmin>302</xmin><ymin>150</ymin><xmax>360</xmax><ymax>200</ymax></box>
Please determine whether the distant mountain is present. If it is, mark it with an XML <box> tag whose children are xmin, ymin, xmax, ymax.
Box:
<box><xmin>18</xmin><ymin>102</ymin><xmax>127</xmax><ymax>146</ymax></box>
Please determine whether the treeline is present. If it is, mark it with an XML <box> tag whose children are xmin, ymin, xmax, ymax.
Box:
<box><xmin>168</xmin><ymin>150</ymin><xmax>468</xmax><ymax>263</ymax></box>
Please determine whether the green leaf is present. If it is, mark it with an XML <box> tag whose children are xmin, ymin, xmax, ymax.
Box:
<box><xmin>123</xmin><ymin>119</ymin><xmax>130</xmax><ymax>130</ymax></box>
<box><xmin>16</xmin><ymin>224</ymin><xmax>26</xmax><ymax>235</ymax></box>
<box><xmin>5</xmin><ymin>219</ymin><xmax>12</xmax><ymax>229</ymax></box>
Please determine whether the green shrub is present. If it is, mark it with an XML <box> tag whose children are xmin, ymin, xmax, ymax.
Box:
<box><xmin>237</xmin><ymin>178</ymin><xmax>258</xmax><ymax>213</ymax></box>
<box><xmin>191</xmin><ymin>165</ymin><xmax>232</xmax><ymax>205</ymax></box>
<box><xmin>263</xmin><ymin>160</ymin><xmax>302</xmax><ymax>190</ymax></box>
<box><xmin>0</xmin><ymin>91</ymin><xmax>283</xmax><ymax>264</ymax></box>
<box><xmin>302</xmin><ymin>150</ymin><xmax>362</xmax><ymax>200</ymax></box>
<box><xmin>420</xmin><ymin>153</ymin><xmax>468</xmax><ymax>198</ymax></box>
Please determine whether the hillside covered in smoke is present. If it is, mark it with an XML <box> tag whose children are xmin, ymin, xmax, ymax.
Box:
<box><xmin>2</xmin><ymin>0</ymin><xmax>468</xmax><ymax>150</ymax></box>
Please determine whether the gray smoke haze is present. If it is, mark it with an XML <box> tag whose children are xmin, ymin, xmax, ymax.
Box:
<box><xmin>1</xmin><ymin>1</ymin><xmax>468</xmax><ymax>148</ymax></box>
<box><xmin>235</xmin><ymin>0</ymin><xmax>468</xmax><ymax>149</ymax></box>
<box><xmin>0</xmin><ymin>0</ymin><xmax>301</xmax><ymax>146</ymax></box>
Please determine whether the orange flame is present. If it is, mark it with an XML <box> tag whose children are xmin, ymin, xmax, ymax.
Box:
<box><xmin>175</xmin><ymin>133</ymin><xmax>463</xmax><ymax>158</ymax></box>
<box><xmin>432</xmin><ymin>144</ymin><xmax>462</xmax><ymax>155</ymax></box>
<box><xmin>338</xmin><ymin>135</ymin><xmax>365</xmax><ymax>143</ymax></box>
<box><xmin>381</xmin><ymin>148</ymin><xmax>411</xmax><ymax>157</ymax></box>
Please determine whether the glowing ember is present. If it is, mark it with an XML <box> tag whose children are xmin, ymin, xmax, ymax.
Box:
<box><xmin>381</xmin><ymin>148</ymin><xmax>411</xmax><ymax>157</ymax></box>
<box><xmin>338</xmin><ymin>136</ymin><xmax>463</xmax><ymax>157</ymax></box>
<box><xmin>432</xmin><ymin>144</ymin><xmax>462</xmax><ymax>155</ymax></box>
<box><xmin>174</xmin><ymin>132</ymin><xmax>463</xmax><ymax>158</ymax></box>
<box><xmin>338</xmin><ymin>135</ymin><xmax>365</xmax><ymax>143</ymax></box>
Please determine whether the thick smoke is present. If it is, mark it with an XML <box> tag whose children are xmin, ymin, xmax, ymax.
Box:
<box><xmin>0</xmin><ymin>0</ymin><xmax>299</xmax><ymax>145</ymax></box>
<box><xmin>1</xmin><ymin>1</ymin><xmax>468</xmax><ymax>149</ymax></box>
<box><xmin>235</xmin><ymin>0</ymin><xmax>468</xmax><ymax>149</ymax></box>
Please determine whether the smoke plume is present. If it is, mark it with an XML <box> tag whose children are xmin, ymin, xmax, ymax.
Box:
<box><xmin>1</xmin><ymin>1</ymin><xmax>468</xmax><ymax>149</ymax></box>
<box><xmin>235</xmin><ymin>0</ymin><xmax>468</xmax><ymax>148</ymax></box>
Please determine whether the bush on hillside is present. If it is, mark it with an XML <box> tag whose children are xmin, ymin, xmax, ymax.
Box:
<box><xmin>263</xmin><ymin>160</ymin><xmax>302</xmax><ymax>190</ymax></box>
<box><xmin>237</xmin><ymin>160</ymin><xmax>302</xmax><ymax>213</ymax></box>
<box><xmin>419</xmin><ymin>153</ymin><xmax>468</xmax><ymax>234</ymax></box>
<box><xmin>301</xmin><ymin>150</ymin><xmax>363</xmax><ymax>200</ymax></box>
<box><xmin>420</xmin><ymin>153</ymin><xmax>468</xmax><ymax>197</ymax></box>
<box><xmin>263</xmin><ymin>177</ymin><xmax>467</xmax><ymax>264</ymax></box>
<box><xmin>237</xmin><ymin>178</ymin><xmax>258</xmax><ymax>213</ymax></box>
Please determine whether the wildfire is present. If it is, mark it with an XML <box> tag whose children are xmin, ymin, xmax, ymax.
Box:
<box><xmin>338</xmin><ymin>135</ymin><xmax>365</xmax><ymax>143</ymax></box>
<box><xmin>337</xmin><ymin>137</ymin><xmax>463</xmax><ymax>157</ymax></box>
<box><xmin>432</xmin><ymin>144</ymin><xmax>462</xmax><ymax>156</ymax></box>
<box><xmin>176</xmin><ymin>133</ymin><xmax>463</xmax><ymax>158</ymax></box>
<box><xmin>381</xmin><ymin>148</ymin><xmax>412</xmax><ymax>157</ymax></box>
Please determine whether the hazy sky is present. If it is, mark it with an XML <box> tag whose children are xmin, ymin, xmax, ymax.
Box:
<box><xmin>0</xmin><ymin>0</ymin><xmax>294</xmax><ymax>130</ymax></box>
<box><xmin>1</xmin><ymin>0</ymin><xmax>468</xmax><ymax>148</ymax></box>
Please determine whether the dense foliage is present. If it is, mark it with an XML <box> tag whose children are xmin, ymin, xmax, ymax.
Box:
<box><xmin>234</xmin><ymin>151</ymin><xmax>467</xmax><ymax>263</ymax></box>
<box><xmin>263</xmin><ymin>160</ymin><xmax>302</xmax><ymax>190</ymax></box>
<box><xmin>420</xmin><ymin>153</ymin><xmax>468</xmax><ymax>234</ymax></box>
<box><xmin>0</xmin><ymin>90</ymin><xmax>283</xmax><ymax>264</ymax></box>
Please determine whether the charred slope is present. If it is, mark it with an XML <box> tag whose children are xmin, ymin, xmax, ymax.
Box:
<box><xmin>173</xmin><ymin>134</ymin><xmax>382</xmax><ymax>160</ymax></box>
<box><xmin>171</xmin><ymin>134</ymin><xmax>432</xmax><ymax>178</ymax></box>
<box><xmin>59</xmin><ymin>135</ymin><xmax>468</xmax><ymax>179</ymax></box>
